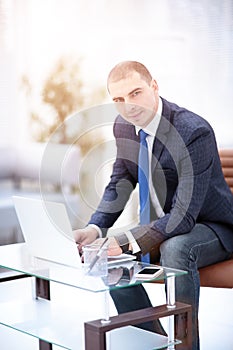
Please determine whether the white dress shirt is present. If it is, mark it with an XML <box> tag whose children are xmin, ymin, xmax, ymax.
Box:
<box><xmin>128</xmin><ymin>97</ymin><xmax>164</xmax><ymax>252</ymax></box>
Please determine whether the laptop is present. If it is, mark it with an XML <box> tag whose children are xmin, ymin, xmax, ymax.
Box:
<box><xmin>12</xmin><ymin>196</ymin><xmax>135</xmax><ymax>268</ymax></box>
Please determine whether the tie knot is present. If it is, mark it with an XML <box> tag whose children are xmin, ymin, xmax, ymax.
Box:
<box><xmin>139</xmin><ymin>129</ymin><xmax>148</xmax><ymax>142</ymax></box>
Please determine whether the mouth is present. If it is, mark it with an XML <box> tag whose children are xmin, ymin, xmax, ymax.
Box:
<box><xmin>128</xmin><ymin>111</ymin><xmax>143</xmax><ymax>120</ymax></box>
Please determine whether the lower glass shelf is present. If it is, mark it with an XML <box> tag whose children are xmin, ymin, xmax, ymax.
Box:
<box><xmin>107</xmin><ymin>326</ymin><xmax>181</xmax><ymax>349</ymax></box>
<box><xmin>0</xmin><ymin>275</ymin><xmax>184</xmax><ymax>350</ymax></box>
<box><xmin>0</xmin><ymin>298</ymin><xmax>79</xmax><ymax>349</ymax></box>
<box><xmin>0</xmin><ymin>290</ymin><xmax>181</xmax><ymax>350</ymax></box>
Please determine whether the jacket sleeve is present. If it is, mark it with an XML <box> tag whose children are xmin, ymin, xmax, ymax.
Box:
<box><xmin>88</xmin><ymin>157</ymin><xmax>136</xmax><ymax>235</ymax></box>
<box><xmin>88</xmin><ymin>118</ymin><xmax>137</xmax><ymax>236</ymax></box>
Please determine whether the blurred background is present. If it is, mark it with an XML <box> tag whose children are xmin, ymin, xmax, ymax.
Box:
<box><xmin>1</xmin><ymin>0</ymin><xmax>232</xmax><ymax>146</ymax></box>
<box><xmin>0</xmin><ymin>0</ymin><xmax>233</xmax><ymax>241</ymax></box>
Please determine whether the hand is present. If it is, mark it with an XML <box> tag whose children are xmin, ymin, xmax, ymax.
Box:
<box><xmin>107</xmin><ymin>236</ymin><xmax>123</xmax><ymax>256</ymax></box>
<box><xmin>73</xmin><ymin>227</ymin><xmax>99</xmax><ymax>254</ymax></box>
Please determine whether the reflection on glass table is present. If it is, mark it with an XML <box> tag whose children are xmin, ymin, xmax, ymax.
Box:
<box><xmin>0</xmin><ymin>243</ymin><xmax>191</xmax><ymax>350</ymax></box>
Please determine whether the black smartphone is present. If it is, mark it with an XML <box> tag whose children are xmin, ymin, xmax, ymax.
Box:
<box><xmin>135</xmin><ymin>266</ymin><xmax>163</xmax><ymax>279</ymax></box>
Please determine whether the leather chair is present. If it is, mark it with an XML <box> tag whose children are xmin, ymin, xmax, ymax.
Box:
<box><xmin>199</xmin><ymin>149</ymin><xmax>233</xmax><ymax>288</ymax></box>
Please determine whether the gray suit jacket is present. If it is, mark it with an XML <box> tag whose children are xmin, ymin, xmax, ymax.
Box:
<box><xmin>89</xmin><ymin>97</ymin><xmax>233</xmax><ymax>254</ymax></box>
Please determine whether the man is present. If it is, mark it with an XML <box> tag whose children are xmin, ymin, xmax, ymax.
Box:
<box><xmin>74</xmin><ymin>61</ymin><xmax>233</xmax><ymax>349</ymax></box>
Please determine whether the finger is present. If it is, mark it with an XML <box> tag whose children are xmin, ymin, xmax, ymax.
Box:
<box><xmin>77</xmin><ymin>243</ymin><xmax>83</xmax><ymax>254</ymax></box>
<box><xmin>108</xmin><ymin>245</ymin><xmax>123</xmax><ymax>256</ymax></box>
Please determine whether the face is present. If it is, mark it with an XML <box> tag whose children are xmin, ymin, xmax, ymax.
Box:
<box><xmin>108</xmin><ymin>72</ymin><xmax>159</xmax><ymax>128</ymax></box>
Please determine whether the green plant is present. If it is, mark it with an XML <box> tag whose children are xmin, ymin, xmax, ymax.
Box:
<box><xmin>21</xmin><ymin>56</ymin><xmax>107</xmax><ymax>154</ymax></box>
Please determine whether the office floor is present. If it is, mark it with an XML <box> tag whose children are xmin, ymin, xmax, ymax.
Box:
<box><xmin>0</xmin><ymin>278</ymin><xmax>232</xmax><ymax>350</ymax></box>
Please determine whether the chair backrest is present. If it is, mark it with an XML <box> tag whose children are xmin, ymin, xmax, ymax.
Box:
<box><xmin>198</xmin><ymin>149</ymin><xmax>233</xmax><ymax>288</ymax></box>
<box><xmin>219</xmin><ymin>149</ymin><xmax>233</xmax><ymax>193</ymax></box>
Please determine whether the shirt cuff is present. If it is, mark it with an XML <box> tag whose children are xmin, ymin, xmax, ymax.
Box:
<box><xmin>87</xmin><ymin>224</ymin><xmax>102</xmax><ymax>238</ymax></box>
<box><xmin>125</xmin><ymin>230</ymin><xmax>141</xmax><ymax>254</ymax></box>
<box><xmin>114</xmin><ymin>233</ymin><xmax>129</xmax><ymax>253</ymax></box>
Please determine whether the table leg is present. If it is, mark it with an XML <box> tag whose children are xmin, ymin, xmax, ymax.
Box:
<box><xmin>166</xmin><ymin>273</ymin><xmax>176</xmax><ymax>309</ymax></box>
<box><xmin>167</xmin><ymin>315</ymin><xmax>175</xmax><ymax>349</ymax></box>
<box><xmin>85</xmin><ymin>302</ymin><xmax>192</xmax><ymax>350</ymax></box>
<box><xmin>166</xmin><ymin>273</ymin><xmax>176</xmax><ymax>347</ymax></box>
<box><xmin>35</xmin><ymin>277</ymin><xmax>51</xmax><ymax>300</ymax></box>
<box><xmin>33</xmin><ymin>278</ymin><xmax>52</xmax><ymax>350</ymax></box>
<box><xmin>101</xmin><ymin>289</ymin><xmax>111</xmax><ymax>324</ymax></box>
<box><xmin>39</xmin><ymin>339</ymin><xmax>52</xmax><ymax>350</ymax></box>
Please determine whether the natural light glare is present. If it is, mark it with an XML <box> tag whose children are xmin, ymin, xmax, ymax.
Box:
<box><xmin>0</xmin><ymin>0</ymin><xmax>232</xmax><ymax>147</ymax></box>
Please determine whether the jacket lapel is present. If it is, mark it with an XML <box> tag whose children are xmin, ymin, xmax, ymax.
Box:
<box><xmin>151</xmin><ymin>99</ymin><xmax>173</xmax><ymax>173</ymax></box>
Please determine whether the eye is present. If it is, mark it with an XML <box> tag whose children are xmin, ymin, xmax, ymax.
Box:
<box><xmin>113</xmin><ymin>98</ymin><xmax>124</xmax><ymax>103</ymax></box>
<box><xmin>131</xmin><ymin>90</ymin><xmax>141</xmax><ymax>97</ymax></box>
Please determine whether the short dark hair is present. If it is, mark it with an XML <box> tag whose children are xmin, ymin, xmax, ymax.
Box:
<box><xmin>107</xmin><ymin>61</ymin><xmax>152</xmax><ymax>88</ymax></box>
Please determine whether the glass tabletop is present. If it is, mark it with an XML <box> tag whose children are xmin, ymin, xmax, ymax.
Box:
<box><xmin>0</xmin><ymin>243</ymin><xmax>187</xmax><ymax>293</ymax></box>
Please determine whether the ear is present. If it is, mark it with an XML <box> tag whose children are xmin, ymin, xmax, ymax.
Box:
<box><xmin>150</xmin><ymin>79</ymin><xmax>159</xmax><ymax>92</ymax></box>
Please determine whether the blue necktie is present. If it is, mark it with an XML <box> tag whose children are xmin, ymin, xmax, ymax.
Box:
<box><xmin>138</xmin><ymin>129</ymin><xmax>150</xmax><ymax>263</ymax></box>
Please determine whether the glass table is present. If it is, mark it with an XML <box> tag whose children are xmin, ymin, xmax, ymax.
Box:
<box><xmin>0</xmin><ymin>243</ymin><xmax>192</xmax><ymax>350</ymax></box>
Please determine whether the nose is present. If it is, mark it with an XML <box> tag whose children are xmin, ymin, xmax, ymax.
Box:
<box><xmin>124</xmin><ymin>101</ymin><xmax>136</xmax><ymax>113</ymax></box>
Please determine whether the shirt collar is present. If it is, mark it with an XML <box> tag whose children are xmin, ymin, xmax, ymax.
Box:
<box><xmin>135</xmin><ymin>97</ymin><xmax>162</xmax><ymax>136</ymax></box>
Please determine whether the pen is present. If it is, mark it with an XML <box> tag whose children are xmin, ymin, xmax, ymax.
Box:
<box><xmin>86</xmin><ymin>237</ymin><xmax>108</xmax><ymax>274</ymax></box>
